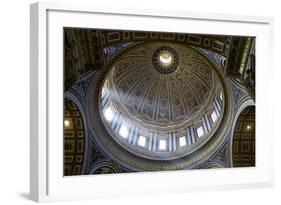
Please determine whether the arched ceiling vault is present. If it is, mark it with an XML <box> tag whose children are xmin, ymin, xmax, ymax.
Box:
<box><xmin>232</xmin><ymin>106</ymin><xmax>255</xmax><ymax>167</ymax></box>
<box><xmin>88</xmin><ymin>41</ymin><xmax>231</xmax><ymax>166</ymax></box>
<box><xmin>64</xmin><ymin>99</ymin><xmax>85</xmax><ymax>176</ymax></box>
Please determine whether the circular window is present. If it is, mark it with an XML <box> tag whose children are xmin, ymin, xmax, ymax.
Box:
<box><xmin>152</xmin><ymin>46</ymin><xmax>179</xmax><ymax>74</ymax></box>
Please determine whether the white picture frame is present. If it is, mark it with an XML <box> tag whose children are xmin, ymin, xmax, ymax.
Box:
<box><xmin>30</xmin><ymin>2</ymin><xmax>274</xmax><ymax>202</ymax></box>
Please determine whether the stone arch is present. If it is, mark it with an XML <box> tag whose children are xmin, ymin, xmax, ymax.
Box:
<box><xmin>203</xmin><ymin>160</ymin><xmax>225</xmax><ymax>169</ymax></box>
<box><xmin>89</xmin><ymin>160</ymin><xmax>121</xmax><ymax>174</ymax></box>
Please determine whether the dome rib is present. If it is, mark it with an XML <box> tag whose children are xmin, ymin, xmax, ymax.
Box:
<box><xmin>137</xmin><ymin>72</ymin><xmax>157</xmax><ymax>114</ymax></box>
<box><xmin>176</xmin><ymin>68</ymin><xmax>201</xmax><ymax>105</ymax></box>
<box><xmin>172</xmin><ymin>71</ymin><xmax>192</xmax><ymax>115</ymax></box>
<box><xmin>183</xmin><ymin>64</ymin><xmax>211</xmax><ymax>90</ymax></box>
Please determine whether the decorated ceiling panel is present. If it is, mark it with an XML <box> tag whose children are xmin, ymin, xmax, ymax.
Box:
<box><xmin>106</xmin><ymin>42</ymin><xmax>217</xmax><ymax>125</ymax></box>
<box><xmin>232</xmin><ymin>106</ymin><xmax>255</xmax><ymax>167</ymax></box>
<box><xmin>64</xmin><ymin>99</ymin><xmax>85</xmax><ymax>176</ymax></box>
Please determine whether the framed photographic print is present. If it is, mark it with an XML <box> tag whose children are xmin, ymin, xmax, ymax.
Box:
<box><xmin>30</xmin><ymin>2</ymin><xmax>274</xmax><ymax>202</ymax></box>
